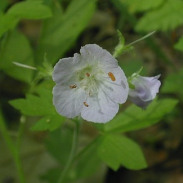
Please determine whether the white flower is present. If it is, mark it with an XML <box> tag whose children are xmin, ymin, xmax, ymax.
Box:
<box><xmin>128</xmin><ymin>74</ymin><xmax>161</xmax><ymax>109</ymax></box>
<box><xmin>52</xmin><ymin>44</ymin><xmax>129</xmax><ymax>123</ymax></box>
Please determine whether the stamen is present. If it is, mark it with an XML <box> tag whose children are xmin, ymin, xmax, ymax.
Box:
<box><xmin>86</xmin><ymin>73</ymin><xmax>90</xmax><ymax>77</ymax></box>
<box><xmin>70</xmin><ymin>84</ymin><xmax>77</xmax><ymax>89</ymax></box>
<box><xmin>83</xmin><ymin>102</ymin><xmax>89</xmax><ymax>107</ymax></box>
<box><xmin>108</xmin><ymin>72</ymin><xmax>116</xmax><ymax>81</ymax></box>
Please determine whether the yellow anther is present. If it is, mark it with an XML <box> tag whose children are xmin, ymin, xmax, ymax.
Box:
<box><xmin>86</xmin><ymin>73</ymin><xmax>90</xmax><ymax>77</ymax></box>
<box><xmin>83</xmin><ymin>102</ymin><xmax>89</xmax><ymax>107</ymax></box>
<box><xmin>108</xmin><ymin>72</ymin><xmax>116</xmax><ymax>81</ymax></box>
<box><xmin>70</xmin><ymin>84</ymin><xmax>77</xmax><ymax>89</ymax></box>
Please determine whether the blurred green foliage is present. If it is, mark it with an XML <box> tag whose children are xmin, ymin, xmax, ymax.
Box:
<box><xmin>0</xmin><ymin>30</ymin><xmax>34</xmax><ymax>82</ymax></box>
<box><xmin>0</xmin><ymin>0</ymin><xmax>182</xmax><ymax>183</ymax></box>
<box><xmin>0</xmin><ymin>0</ymin><xmax>52</xmax><ymax>37</ymax></box>
<box><xmin>120</xmin><ymin>0</ymin><xmax>183</xmax><ymax>32</ymax></box>
<box><xmin>135</xmin><ymin>0</ymin><xmax>183</xmax><ymax>32</ymax></box>
<box><xmin>121</xmin><ymin>0</ymin><xmax>164</xmax><ymax>13</ymax></box>
<box><xmin>174</xmin><ymin>36</ymin><xmax>183</xmax><ymax>51</ymax></box>
<box><xmin>37</xmin><ymin>0</ymin><xmax>97</xmax><ymax>64</ymax></box>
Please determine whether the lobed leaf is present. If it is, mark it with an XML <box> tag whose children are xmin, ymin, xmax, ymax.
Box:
<box><xmin>98</xmin><ymin>134</ymin><xmax>147</xmax><ymax>170</ymax></box>
<box><xmin>136</xmin><ymin>0</ymin><xmax>183</xmax><ymax>32</ymax></box>
<box><xmin>31</xmin><ymin>114</ymin><xmax>65</xmax><ymax>131</ymax></box>
<box><xmin>104</xmin><ymin>99</ymin><xmax>178</xmax><ymax>133</ymax></box>
<box><xmin>9</xmin><ymin>93</ymin><xmax>54</xmax><ymax>116</ymax></box>
<box><xmin>9</xmin><ymin>87</ymin><xmax>64</xmax><ymax>131</ymax></box>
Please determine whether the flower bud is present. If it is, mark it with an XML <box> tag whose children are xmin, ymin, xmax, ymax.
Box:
<box><xmin>128</xmin><ymin>74</ymin><xmax>161</xmax><ymax>109</ymax></box>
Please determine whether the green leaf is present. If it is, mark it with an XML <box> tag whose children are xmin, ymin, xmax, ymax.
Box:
<box><xmin>161</xmin><ymin>69</ymin><xmax>183</xmax><ymax>94</ymax></box>
<box><xmin>0</xmin><ymin>1</ymin><xmax>52</xmax><ymax>38</ymax></box>
<box><xmin>136</xmin><ymin>0</ymin><xmax>183</xmax><ymax>32</ymax></box>
<box><xmin>0</xmin><ymin>30</ymin><xmax>34</xmax><ymax>82</ymax></box>
<box><xmin>0</xmin><ymin>14</ymin><xmax>18</xmax><ymax>38</ymax></box>
<box><xmin>121</xmin><ymin>0</ymin><xmax>164</xmax><ymax>13</ymax></box>
<box><xmin>36</xmin><ymin>0</ymin><xmax>97</xmax><ymax>64</ymax></box>
<box><xmin>98</xmin><ymin>134</ymin><xmax>147</xmax><ymax>170</ymax></box>
<box><xmin>0</xmin><ymin>0</ymin><xmax>9</xmax><ymax>12</ymax></box>
<box><xmin>104</xmin><ymin>99</ymin><xmax>178</xmax><ymax>133</ymax></box>
<box><xmin>31</xmin><ymin>114</ymin><xmax>65</xmax><ymax>131</ymax></box>
<box><xmin>10</xmin><ymin>86</ymin><xmax>64</xmax><ymax>131</ymax></box>
<box><xmin>7</xmin><ymin>0</ymin><xmax>52</xmax><ymax>20</ymax></box>
<box><xmin>174</xmin><ymin>37</ymin><xmax>183</xmax><ymax>51</ymax></box>
<box><xmin>9</xmin><ymin>88</ymin><xmax>55</xmax><ymax>116</ymax></box>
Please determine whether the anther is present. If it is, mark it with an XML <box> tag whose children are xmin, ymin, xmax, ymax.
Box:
<box><xmin>70</xmin><ymin>84</ymin><xmax>77</xmax><ymax>89</ymax></box>
<box><xmin>83</xmin><ymin>102</ymin><xmax>89</xmax><ymax>107</ymax></box>
<box><xmin>108</xmin><ymin>72</ymin><xmax>116</xmax><ymax>81</ymax></box>
<box><xmin>86</xmin><ymin>73</ymin><xmax>90</xmax><ymax>77</ymax></box>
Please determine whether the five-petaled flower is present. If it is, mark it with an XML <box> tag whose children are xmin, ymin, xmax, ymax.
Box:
<box><xmin>52</xmin><ymin>44</ymin><xmax>129</xmax><ymax>123</ymax></box>
<box><xmin>128</xmin><ymin>74</ymin><xmax>161</xmax><ymax>109</ymax></box>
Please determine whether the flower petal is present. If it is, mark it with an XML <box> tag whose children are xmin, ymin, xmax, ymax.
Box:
<box><xmin>80</xmin><ymin>44</ymin><xmax>118</xmax><ymax>69</ymax></box>
<box><xmin>52</xmin><ymin>54</ymin><xmax>81</xmax><ymax>85</ymax></box>
<box><xmin>129</xmin><ymin>74</ymin><xmax>161</xmax><ymax>108</ymax></box>
<box><xmin>81</xmin><ymin>88</ymin><xmax>119</xmax><ymax>123</ymax></box>
<box><xmin>53</xmin><ymin>85</ymin><xmax>86</xmax><ymax>118</ymax></box>
<box><xmin>128</xmin><ymin>91</ymin><xmax>151</xmax><ymax>109</ymax></box>
<box><xmin>130</xmin><ymin>81</ymin><xmax>152</xmax><ymax>101</ymax></box>
<box><xmin>139</xmin><ymin>75</ymin><xmax>161</xmax><ymax>99</ymax></box>
<box><xmin>101</xmin><ymin>66</ymin><xmax>129</xmax><ymax>104</ymax></box>
<box><xmin>52</xmin><ymin>44</ymin><xmax>129</xmax><ymax>122</ymax></box>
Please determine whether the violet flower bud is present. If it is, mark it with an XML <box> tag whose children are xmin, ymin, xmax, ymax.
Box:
<box><xmin>128</xmin><ymin>74</ymin><xmax>161</xmax><ymax>109</ymax></box>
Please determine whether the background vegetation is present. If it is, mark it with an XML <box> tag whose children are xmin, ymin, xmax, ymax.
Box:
<box><xmin>0</xmin><ymin>0</ymin><xmax>183</xmax><ymax>183</ymax></box>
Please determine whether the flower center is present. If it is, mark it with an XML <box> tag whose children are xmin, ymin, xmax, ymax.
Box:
<box><xmin>75</xmin><ymin>65</ymin><xmax>101</xmax><ymax>96</ymax></box>
<box><xmin>69</xmin><ymin>65</ymin><xmax>116</xmax><ymax>108</ymax></box>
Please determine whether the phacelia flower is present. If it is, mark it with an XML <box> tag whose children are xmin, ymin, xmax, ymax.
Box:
<box><xmin>52</xmin><ymin>44</ymin><xmax>129</xmax><ymax>123</ymax></box>
<box><xmin>128</xmin><ymin>74</ymin><xmax>161</xmax><ymax>109</ymax></box>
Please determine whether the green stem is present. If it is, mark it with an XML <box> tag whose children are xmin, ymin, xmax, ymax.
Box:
<box><xmin>15</xmin><ymin>117</ymin><xmax>26</xmax><ymax>183</ymax></box>
<box><xmin>57</xmin><ymin>120</ymin><xmax>80</xmax><ymax>183</ymax></box>
<box><xmin>127</xmin><ymin>31</ymin><xmax>156</xmax><ymax>47</ymax></box>
<box><xmin>0</xmin><ymin>110</ymin><xmax>26</xmax><ymax>183</ymax></box>
<box><xmin>14</xmin><ymin>150</ymin><xmax>26</xmax><ymax>183</ymax></box>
